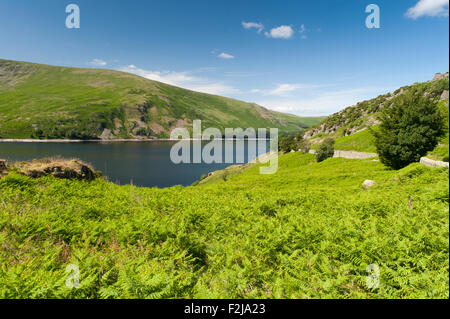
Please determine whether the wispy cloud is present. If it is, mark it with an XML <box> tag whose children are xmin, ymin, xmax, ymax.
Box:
<box><xmin>299</xmin><ymin>24</ymin><xmax>307</xmax><ymax>39</ymax></box>
<box><xmin>88</xmin><ymin>59</ymin><xmax>107</xmax><ymax>67</ymax></box>
<box><xmin>264</xmin><ymin>25</ymin><xmax>294</xmax><ymax>39</ymax></box>
<box><xmin>299</xmin><ymin>24</ymin><xmax>306</xmax><ymax>33</ymax></box>
<box><xmin>119</xmin><ymin>65</ymin><xmax>239</xmax><ymax>95</ymax></box>
<box><xmin>405</xmin><ymin>0</ymin><xmax>449</xmax><ymax>19</ymax></box>
<box><xmin>268</xmin><ymin>83</ymin><xmax>321</xmax><ymax>96</ymax></box>
<box><xmin>218</xmin><ymin>52</ymin><xmax>235</xmax><ymax>59</ymax></box>
<box><xmin>120</xmin><ymin>65</ymin><xmax>196</xmax><ymax>84</ymax></box>
<box><xmin>225</xmin><ymin>71</ymin><xmax>269</xmax><ymax>77</ymax></box>
<box><xmin>242</xmin><ymin>21</ymin><xmax>264</xmax><ymax>33</ymax></box>
<box><xmin>257</xmin><ymin>87</ymin><xmax>392</xmax><ymax>116</ymax></box>
<box><xmin>249</xmin><ymin>83</ymin><xmax>323</xmax><ymax>97</ymax></box>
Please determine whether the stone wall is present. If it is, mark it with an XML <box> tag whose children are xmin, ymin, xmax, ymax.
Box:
<box><xmin>309</xmin><ymin>149</ymin><xmax>377</xmax><ymax>159</ymax></box>
<box><xmin>333</xmin><ymin>150</ymin><xmax>377</xmax><ymax>159</ymax></box>
<box><xmin>420</xmin><ymin>157</ymin><xmax>449</xmax><ymax>168</ymax></box>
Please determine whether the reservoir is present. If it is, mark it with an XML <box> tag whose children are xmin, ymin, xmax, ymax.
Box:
<box><xmin>0</xmin><ymin>141</ymin><xmax>269</xmax><ymax>188</ymax></box>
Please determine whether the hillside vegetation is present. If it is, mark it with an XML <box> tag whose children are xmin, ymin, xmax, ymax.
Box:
<box><xmin>0</xmin><ymin>152</ymin><xmax>448</xmax><ymax>298</ymax></box>
<box><xmin>0</xmin><ymin>59</ymin><xmax>323</xmax><ymax>139</ymax></box>
<box><xmin>305</xmin><ymin>73</ymin><xmax>449</xmax><ymax>160</ymax></box>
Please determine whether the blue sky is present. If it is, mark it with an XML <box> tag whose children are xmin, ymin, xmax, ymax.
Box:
<box><xmin>0</xmin><ymin>0</ymin><xmax>448</xmax><ymax>116</ymax></box>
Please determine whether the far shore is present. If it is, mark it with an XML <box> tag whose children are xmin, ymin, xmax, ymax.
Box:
<box><xmin>0</xmin><ymin>138</ymin><xmax>273</xmax><ymax>143</ymax></box>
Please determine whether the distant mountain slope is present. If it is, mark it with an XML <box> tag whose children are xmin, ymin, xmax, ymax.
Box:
<box><xmin>0</xmin><ymin>59</ymin><xmax>323</xmax><ymax>139</ymax></box>
<box><xmin>304</xmin><ymin>73</ymin><xmax>449</xmax><ymax>159</ymax></box>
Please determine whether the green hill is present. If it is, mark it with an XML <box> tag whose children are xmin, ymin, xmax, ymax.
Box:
<box><xmin>304</xmin><ymin>73</ymin><xmax>449</xmax><ymax>159</ymax></box>
<box><xmin>0</xmin><ymin>59</ymin><xmax>324</xmax><ymax>139</ymax></box>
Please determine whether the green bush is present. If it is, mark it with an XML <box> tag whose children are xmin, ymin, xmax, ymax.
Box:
<box><xmin>315</xmin><ymin>138</ymin><xmax>335</xmax><ymax>162</ymax></box>
<box><xmin>278</xmin><ymin>135</ymin><xmax>297</xmax><ymax>153</ymax></box>
<box><xmin>373</xmin><ymin>91</ymin><xmax>445</xmax><ymax>169</ymax></box>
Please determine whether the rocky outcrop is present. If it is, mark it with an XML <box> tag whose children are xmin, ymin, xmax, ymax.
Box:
<box><xmin>304</xmin><ymin>73</ymin><xmax>449</xmax><ymax>140</ymax></box>
<box><xmin>432</xmin><ymin>72</ymin><xmax>449</xmax><ymax>82</ymax></box>
<box><xmin>420</xmin><ymin>157</ymin><xmax>449</xmax><ymax>168</ymax></box>
<box><xmin>99</xmin><ymin>129</ymin><xmax>114</xmax><ymax>140</ymax></box>
<box><xmin>14</xmin><ymin>158</ymin><xmax>99</xmax><ymax>181</ymax></box>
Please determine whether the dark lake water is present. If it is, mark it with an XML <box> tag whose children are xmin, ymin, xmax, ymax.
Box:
<box><xmin>0</xmin><ymin>141</ymin><xmax>269</xmax><ymax>188</ymax></box>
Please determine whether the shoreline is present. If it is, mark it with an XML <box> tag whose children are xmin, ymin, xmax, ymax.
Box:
<box><xmin>0</xmin><ymin>138</ymin><xmax>273</xmax><ymax>143</ymax></box>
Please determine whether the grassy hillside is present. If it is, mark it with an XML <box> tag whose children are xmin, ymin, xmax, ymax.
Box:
<box><xmin>0</xmin><ymin>59</ymin><xmax>322</xmax><ymax>139</ymax></box>
<box><xmin>305</xmin><ymin>74</ymin><xmax>449</xmax><ymax>158</ymax></box>
<box><xmin>0</xmin><ymin>152</ymin><xmax>448</xmax><ymax>298</ymax></box>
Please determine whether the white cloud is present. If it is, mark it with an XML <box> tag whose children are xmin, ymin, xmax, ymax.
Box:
<box><xmin>405</xmin><ymin>0</ymin><xmax>449</xmax><ymax>19</ymax></box>
<box><xmin>257</xmin><ymin>87</ymin><xmax>391</xmax><ymax>116</ymax></box>
<box><xmin>218</xmin><ymin>52</ymin><xmax>235</xmax><ymax>59</ymax></box>
<box><xmin>242</xmin><ymin>21</ymin><xmax>264</xmax><ymax>33</ymax></box>
<box><xmin>119</xmin><ymin>65</ymin><xmax>239</xmax><ymax>95</ymax></box>
<box><xmin>88</xmin><ymin>59</ymin><xmax>107</xmax><ymax>67</ymax></box>
<box><xmin>264</xmin><ymin>25</ymin><xmax>294</xmax><ymax>39</ymax></box>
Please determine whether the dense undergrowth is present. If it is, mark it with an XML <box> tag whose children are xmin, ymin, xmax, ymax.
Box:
<box><xmin>0</xmin><ymin>152</ymin><xmax>448</xmax><ymax>298</ymax></box>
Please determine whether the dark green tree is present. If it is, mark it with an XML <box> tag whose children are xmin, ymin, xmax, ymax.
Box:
<box><xmin>315</xmin><ymin>138</ymin><xmax>335</xmax><ymax>162</ymax></box>
<box><xmin>294</xmin><ymin>132</ymin><xmax>311</xmax><ymax>153</ymax></box>
<box><xmin>279</xmin><ymin>135</ymin><xmax>297</xmax><ymax>153</ymax></box>
<box><xmin>373</xmin><ymin>91</ymin><xmax>445</xmax><ymax>169</ymax></box>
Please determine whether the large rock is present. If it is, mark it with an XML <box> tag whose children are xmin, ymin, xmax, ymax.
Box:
<box><xmin>362</xmin><ymin>179</ymin><xmax>376</xmax><ymax>189</ymax></box>
<box><xmin>440</xmin><ymin>90</ymin><xmax>449</xmax><ymax>101</ymax></box>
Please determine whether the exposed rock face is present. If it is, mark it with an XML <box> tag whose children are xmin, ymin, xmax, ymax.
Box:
<box><xmin>420</xmin><ymin>157</ymin><xmax>449</xmax><ymax>168</ymax></box>
<box><xmin>362</xmin><ymin>179</ymin><xmax>376</xmax><ymax>189</ymax></box>
<box><xmin>99</xmin><ymin>129</ymin><xmax>113</xmax><ymax>140</ymax></box>
<box><xmin>432</xmin><ymin>72</ymin><xmax>449</xmax><ymax>82</ymax></box>
<box><xmin>441</xmin><ymin>90</ymin><xmax>449</xmax><ymax>101</ymax></box>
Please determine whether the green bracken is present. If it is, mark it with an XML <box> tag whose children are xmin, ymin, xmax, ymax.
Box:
<box><xmin>0</xmin><ymin>152</ymin><xmax>448</xmax><ymax>298</ymax></box>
